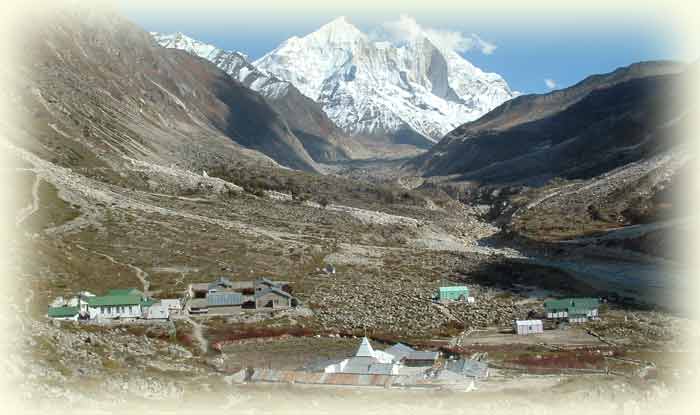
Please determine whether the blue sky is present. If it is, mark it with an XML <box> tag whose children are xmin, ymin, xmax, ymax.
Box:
<box><xmin>120</xmin><ymin>4</ymin><xmax>686</xmax><ymax>94</ymax></box>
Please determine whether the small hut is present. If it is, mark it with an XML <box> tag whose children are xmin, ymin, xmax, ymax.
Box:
<box><xmin>513</xmin><ymin>319</ymin><xmax>544</xmax><ymax>335</ymax></box>
<box><xmin>437</xmin><ymin>286</ymin><xmax>469</xmax><ymax>302</ymax></box>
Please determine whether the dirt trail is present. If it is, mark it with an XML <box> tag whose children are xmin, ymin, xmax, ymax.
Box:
<box><xmin>16</xmin><ymin>173</ymin><xmax>41</xmax><ymax>226</ymax></box>
<box><xmin>184</xmin><ymin>316</ymin><xmax>208</xmax><ymax>354</ymax></box>
<box><xmin>2</xmin><ymin>140</ymin><xmax>294</xmax><ymax>241</ymax></box>
<box><xmin>74</xmin><ymin>244</ymin><xmax>151</xmax><ymax>296</ymax></box>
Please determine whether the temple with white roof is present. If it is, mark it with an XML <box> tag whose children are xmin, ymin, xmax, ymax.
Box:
<box><xmin>324</xmin><ymin>337</ymin><xmax>435</xmax><ymax>375</ymax></box>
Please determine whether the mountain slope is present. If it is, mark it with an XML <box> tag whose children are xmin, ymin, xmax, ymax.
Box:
<box><xmin>409</xmin><ymin>61</ymin><xmax>687</xmax><ymax>182</ymax></box>
<box><xmin>253</xmin><ymin>17</ymin><xmax>516</xmax><ymax>147</ymax></box>
<box><xmin>407</xmin><ymin>61</ymin><xmax>695</xmax><ymax>245</ymax></box>
<box><xmin>152</xmin><ymin>32</ymin><xmax>358</xmax><ymax>162</ymax></box>
<box><xmin>9</xmin><ymin>6</ymin><xmax>321</xmax><ymax>175</ymax></box>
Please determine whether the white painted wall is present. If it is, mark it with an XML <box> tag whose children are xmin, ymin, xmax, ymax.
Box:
<box><xmin>89</xmin><ymin>304</ymin><xmax>142</xmax><ymax>320</ymax></box>
<box><xmin>514</xmin><ymin>320</ymin><xmax>543</xmax><ymax>335</ymax></box>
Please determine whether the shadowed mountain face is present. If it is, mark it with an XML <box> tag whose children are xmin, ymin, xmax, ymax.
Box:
<box><xmin>409</xmin><ymin>61</ymin><xmax>687</xmax><ymax>183</ymax></box>
<box><xmin>261</xmin><ymin>83</ymin><xmax>359</xmax><ymax>162</ymax></box>
<box><xmin>151</xmin><ymin>32</ymin><xmax>359</xmax><ymax>163</ymax></box>
<box><xmin>11</xmin><ymin>5</ymin><xmax>320</xmax><ymax>175</ymax></box>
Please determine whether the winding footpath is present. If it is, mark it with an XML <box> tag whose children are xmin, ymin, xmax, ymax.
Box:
<box><xmin>16</xmin><ymin>173</ymin><xmax>41</xmax><ymax>227</ymax></box>
<box><xmin>74</xmin><ymin>244</ymin><xmax>151</xmax><ymax>296</ymax></box>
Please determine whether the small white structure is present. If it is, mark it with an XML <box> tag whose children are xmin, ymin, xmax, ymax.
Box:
<box><xmin>354</xmin><ymin>337</ymin><xmax>395</xmax><ymax>363</ymax></box>
<box><xmin>514</xmin><ymin>319</ymin><xmax>543</xmax><ymax>335</ymax></box>
<box><xmin>160</xmin><ymin>299</ymin><xmax>183</xmax><ymax>315</ymax></box>
<box><xmin>144</xmin><ymin>302</ymin><xmax>170</xmax><ymax>320</ymax></box>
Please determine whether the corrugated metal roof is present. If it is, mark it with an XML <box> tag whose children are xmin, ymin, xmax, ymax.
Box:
<box><xmin>87</xmin><ymin>295</ymin><xmax>142</xmax><ymax>307</ymax></box>
<box><xmin>439</xmin><ymin>286</ymin><xmax>469</xmax><ymax>293</ymax></box>
<box><xmin>445</xmin><ymin>359</ymin><xmax>488</xmax><ymax>378</ymax></box>
<box><xmin>545</xmin><ymin>298</ymin><xmax>599</xmax><ymax>311</ymax></box>
<box><xmin>207</xmin><ymin>292</ymin><xmax>243</xmax><ymax>306</ymax></box>
<box><xmin>405</xmin><ymin>351</ymin><xmax>439</xmax><ymax>361</ymax></box>
<box><xmin>384</xmin><ymin>343</ymin><xmax>414</xmax><ymax>361</ymax></box>
<box><xmin>208</xmin><ymin>276</ymin><xmax>234</xmax><ymax>290</ymax></box>
<box><xmin>48</xmin><ymin>306</ymin><xmax>79</xmax><ymax>318</ymax></box>
<box><xmin>255</xmin><ymin>287</ymin><xmax>293</xmax><ymax>299</ymax></box>
<box><xmin>368</xmin><ymin>363</ymin><xmax>395</xmax><ymax>375</ymax></box>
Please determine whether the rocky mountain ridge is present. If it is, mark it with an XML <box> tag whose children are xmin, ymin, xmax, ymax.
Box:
<box><xmin>409</xmin><ymin>61</ymin><xmax>688</xmax><ymax>182</ymax></box>
<box><xmin>253</xmin><ymin>17</ymin><xmax>517</xmax><ymax>146</ymax></box>
<box><xmin>152</xmin><ymin>32</ymin><xmax>359</xmax><ymax>162</ymax></box>
<box><xmin>9</xmin><ymin>6</ymin><xmax>326</xmax><ymax>175</ymax></box>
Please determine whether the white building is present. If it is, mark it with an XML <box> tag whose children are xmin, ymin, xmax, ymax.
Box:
<box><xmin>160</xmin><ymin>299</ymin><xmax>183</xmax><ymax>315</ymax></box>
<box><xmin>144</xmin><ymin>302</ymin><xmax>170</xmax><ymax>320</ymax></box>
<box><xmin>544</xmin><ymin>298</ymin><xmax>600</xmax><ymax>323</ymax></box>
<box><xmin>324</xmin><ymin>337</ymin><xmax>400</xmax><ymax>374</ymax></box>
<box><xmin>87</xmin><ymin>295</ymin><xmax>144</xmax><ymax>320</ymax></box>
<box><xmin>514</xmin><ymin>319</ymin><xmax>544</xmax><ymax>335</ymax></box>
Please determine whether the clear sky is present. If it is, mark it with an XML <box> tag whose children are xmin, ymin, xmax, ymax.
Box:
<box><xmin>118</xmin><ymin>2</ymin><xmax>687</xmax><ymax>94</ymax></box>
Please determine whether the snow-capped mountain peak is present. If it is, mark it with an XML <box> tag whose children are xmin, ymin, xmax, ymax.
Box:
<box><xmin>153</xmin><ymin>18</ymin><xmax>517</xmax><ymax>146</ymax></box>
<box><xmin>254</xmin><ymin>18</ymin><xmax>517</xmax><ymax>143</ymax></box>
<box><xmin>150</xmin><ymin>32</ymin><xmax>232</xmax><ymax>61</ymax></box>
<box><xmin>312</xmin><ymin>16</ymin><xmax>366</xmax><ymax>44</ymax></box>
<box><xmin>151</xmin><ymin>31</ymin><xmax>291</xmax><ymax>99</ymax></box>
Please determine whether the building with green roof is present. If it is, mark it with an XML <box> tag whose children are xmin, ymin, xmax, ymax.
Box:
<box><xmin>437</xmin><ymin>286</ymin><xmax>469</xmax><ymax>302</ymax></box>
<box><xmin>87</xmin><ymin>292</ymin><xmax>146</xmax><ymax>320</ymax></box>
<box><xmin>544</xmin><ymin>297</ymin><xmax>600</xmax><ymax>322</ymax></box>
<box><xmin>47</xmin><ymin>306</ymin><xmax>80</xmax><ymax>320</ymax></box>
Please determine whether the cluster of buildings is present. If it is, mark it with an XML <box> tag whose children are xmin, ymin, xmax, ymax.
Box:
<box><xmin>513</xmin><ymin>297</ymin><xmax>601</xmax><ymax>335</ymax></box>
<box><xmin>323</xmin><ymin>337</ymin><xmax>487</xmax><ymax>381</ymax></box>
<box><xmin>324</xmin><ymin>337</ymin><xmax>440</xmax><ymax>375</ymax></box>
<box><xmin>186</xmin><ymin>277</ymin><xmax>298</xmax><ymax>315</ymax></box>
<box><xmin>47</xmin><ymin>288</ymin><xmax>182</xmax><ymax>322</ymax></box>
<box><xmin>47</xmin><ymin>276</ymin><xmax>301</xmax><ymax>322</ymax></box>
